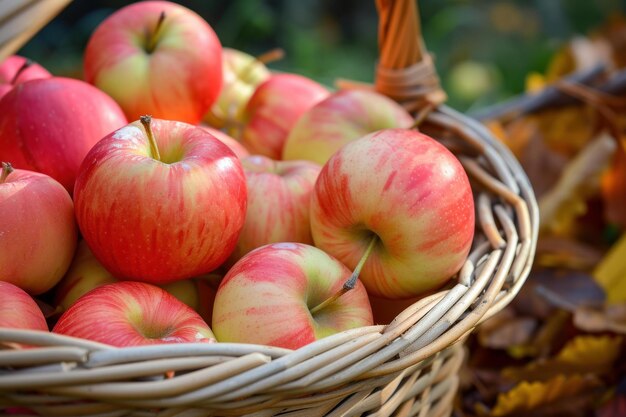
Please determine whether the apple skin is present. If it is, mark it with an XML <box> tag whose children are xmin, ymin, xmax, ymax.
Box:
<box><xmin>212</xmin><ymin>242</ymin><xmax>374</xmax><ymax>350</ymax></box>
<box><xmin>283</xmin><ymin>89</ymin><xmax>414</xmax><ymax>165</ymax></box>
<box><xmin>0</xmin><ymin>281</ymin><xmax>48</xmax><ymax>332</ymax></box>
<box><xmin>0</xmin><ymin>77</ymin><xmax>128</xmax><ymax>193</ymax></box>
<box><xmin>84</xmin><ymin>1</ymin><xmax>222</xmax><ymax>124</ymax></box>
<box><xmin>310</xmin><ymin>128</ymin><xmax>475</xmax><ymax>299</ymax></box>
<box><xmin>74</xmin><ymin>119</ymin><xmax>247</xmax><ymax>283</ymax></box>
<box><xmin>227</xmin><ymin>155</ymin><xmax>321</xmax><ymax>264</ymax></box>
<box><xmin>204</xmin><ymin>48</ymin><xmax>270</xmax><ymax>130</ymax></box>
<box><xmin>241</xmin><ymin>74</ymin><xmax>329</xmax><ymax>159</ymax></box>
<box><xmin>0</xmin><ymin>55</ymin><xmax>50</xmax><ymax>99</ymax></box>
<box><xmin>52</xmin><ymin>281</ymin><xmax>215</xmax><ymax>347</ymax></box>
<box><xmin>0</xmin><ymin>168</ymin><xmax>77</xmax><ymax>295</ymax></box>
<box><xmin>54</xmin><ymin>240</ymin><xmax>217</xmax><ymax>318</ymax></box>
<box><xmin>201</xmin><ymin>126</ymin><xmax>250</xmax><ymax>159</ymax></box>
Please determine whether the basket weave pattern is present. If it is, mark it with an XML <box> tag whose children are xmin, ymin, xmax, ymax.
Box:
<box><xmin>0</xmin><ymin>1</ymin><xmax>538</xmax><ymax>416</ymax></box>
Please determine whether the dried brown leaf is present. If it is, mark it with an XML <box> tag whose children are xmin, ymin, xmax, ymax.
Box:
<box><xmin>536</xmin><ymin>236</ymin><xmax>604</xmax><ymax>270</ymax></box>
<box><xmin>478</xmin><ymin>308</ymin><xmax>537</xmax><ymax>350</ymax></box>
<box><xmin>574</xmin><ymin>304</ymin><xmax>626</xmax><ymax>334</ymax></box>
<box><xmin>601</xmin><ymin>146</ymin><xmax>626</xmax><ymax>230</ymax></box>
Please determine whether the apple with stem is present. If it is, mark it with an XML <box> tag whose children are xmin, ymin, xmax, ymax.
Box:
<box><xmin>74</xmin><ymin>116</ymin><xmax>247</xmax><ymax>283</ymax></box>
<box><xmin>212</xmin><ymin>242</ymin><xmax>373</xmax><ymax>349</ymax></box>
<box><xmin>0</xmin><ymin>162</ymin><xmax>77</xmax><ymax>295</ymax></box>
<box><xmin>0</xmin><ymin>77</ymin><xmax>128</xmax><ymax>193</ymax></box>
<box><xmin>282</xmin><ymin>89</ymin><xmax>414</xmax><ymax>165</ymax></box>
<box><xmin>0</xmin><ymin>55</ymin><xmax>50</xmax><ymax>99</ymax></box>
<box><xmin>227</xmin><ymin>155</ymin><xmax>321</xmax><ymax>264</ymax></box>
<box><xmin>241</xmin><ymin>73</ymin><xmax>329</xmax><ymax>159</ymax></box>
<box><xmin>310</xmin><ymin>128</ymin><xmax>475</xmax><ymax>299</ymax></box>
<box><xmin>84</xmin><ymin>1</ymin><xmax>222</xmax><ymax>124</ymax></box>
<box><xmin>53</xmin><ymin>281</ymin><xmax>215</xmax><ymax>347</ymax></box>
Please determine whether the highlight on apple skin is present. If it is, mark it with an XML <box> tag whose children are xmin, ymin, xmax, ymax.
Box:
<box><xmin>73</xmin><ymin>118</ymin><xmax>247</xmax><ymax>284</ymax></box>
<box><xmin>212</xmin><ymin>242</ymin><xmax>374</xmax><ymax>350</ymax></box>
<box><xmin>310</xmin><ymin>128</ymin><xmax>475</xmax><ymax>299</ymax></box>
<box><xmin>52</xmin><ymin>281</ymin><xmax>215</xmax><ymax>347</ymax></box>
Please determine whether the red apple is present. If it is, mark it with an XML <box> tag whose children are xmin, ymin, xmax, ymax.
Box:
<box><xmin>212</xmin><ymin>242</ymin><xmax>373</xmax><ymax>349</ymax></box>
<box><xmin>241</xmin><ymin>73</ymin><xmax>329</xmax><ymax>159</ymax></box>
<box><xmin>310</xmin><ymin>129</ymin><xmax>475</xmax><ymax>299</ymax></box>
<box><xmin>204</xmin><ymin>48</ymin><xmax>270</xmax><ymax>130</ymax></box>
<box><xmin>283</xmin><ymin>89</ymin><xmax>414</xmax><ymax>164</ymax></box>
<box><xmin>228</xmin><ymin>155</ymin><xmax>321</xmax><ymax>264</ymax></box>
<box><xmin>201</xmin><ymin>126</ymin><xmax>249</xmax><ymax>159</ymax></box>
<box><xmin>0</xmin><ymin>163</ymin><xmax>77</xmax><ymax>295</ymax></box>
<box><xmin>0</xmin><ymin>55</ymin><xmax>50</xmax><ymax>99</ymax></box>
<box><xmin>0</xmin><ymin>281</ymin><xmax>48</xmax><ymax>332</ymax></box>
<box><xmin>53</xmin><ymin>281</ymin><xmax>215</xmax><ymax>347</ymax></box>
<box><xmin>0</xmin><ymin>77</ymin><xmax>127</xmax><ymax>193</ymax></box>
<box><xmin>74</xmin><ymin>117</ymin><xmax>247</xmax><ymax>283</ymax></box>
<box><xmin>84</xmin><ymin>1</ymin><xmax>222</xmax><ymax>124</ymax></box>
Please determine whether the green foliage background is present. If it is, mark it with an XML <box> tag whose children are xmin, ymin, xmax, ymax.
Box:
<box><xmin>19</xmin><ymin>0</ymin><xmax>626</xmax><ymax>111</ymax></box>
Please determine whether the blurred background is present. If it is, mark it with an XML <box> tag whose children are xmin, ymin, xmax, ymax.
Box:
<box><xmin>16</xmin><ymin>0</ymin><xmax>626</xmax><ymax>111</ymax></box>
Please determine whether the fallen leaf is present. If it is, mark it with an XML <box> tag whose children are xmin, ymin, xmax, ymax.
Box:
<box><xmin>574</xmin><ymin>304</ymin><xmax>626</xmax><ymax>334</ymax></box>
<box><xmin>593</xmin><ymin>233</ymin><xmax>626</xmax><ymax>304</ymax></box>
<box><xmin>533</xmin><ymin>106</ymin><xmax>599</xmax><ymax>157</ymax></box>
<box><xmin>506</xmin><ymin>310</ymin><xmax>571</xmax><ymax>359</ymax></box>
<box><xmin>513</xmin><ymin>268</ymin><xmax>605</xmax><ymax>319</ymax></box>
<box><xmin>536</xmin><ymin>236</ymin><xmax>604</xmax><ymax>270</ymax></box>
<box><xmin>539</xmin><ymin>132</ymin><xmax>617</xmax><ymax>235</ymax></box>
<box><xmin>502</xmin><ymin>335</ymin><xmax>622</xmax><ymax>382</ymax></box>
<box><xmin>478</xmin><ymin>308</ymin><xmax>538</xmax><ymax>350</ymax></box>
<box><xmin>596</xmin><ymin>377</ymin><xmax>626</xmax><ymax>417</ymax></box>
<box><xmin>491</xmin><ymin>374</ymin><xmax>602</xmax><ymax>417</ymax></box>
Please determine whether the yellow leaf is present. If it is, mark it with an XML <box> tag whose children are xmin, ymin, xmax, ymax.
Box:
<box><xmin>594</xmin><ymin>233</ymin><xmax>626</xmax><ymax>304</ymax></box>
<box><xmin>491</xmin><ymin>374</ymin><xmax>600</xmax><ymax>416</ymax></box>
<box><xmin>556</xmin><ymin>335</ymin><xmax>622</xmax><ymax>368</ymax></box>
<box><xmin>502</xmin><ymin>335</ymin><xmax>622</xmax><ymax>381</ymax></box>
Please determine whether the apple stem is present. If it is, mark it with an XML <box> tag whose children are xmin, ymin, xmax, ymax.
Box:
<box><xmin>146</xmin><ymin>11</ymin><xmax>166</xmax><ymax>53</ymax></box>
<box><xmin>309</xmin><ymin>234</ymin><xmax>378</xmax><ymax>315</ymax></box>
<box><xmin>140</xmin><ymin>115</ymin><xmax>162</xmax><ymax>162</ymax></box>
<box><xmin>256</xmin><ymin>48</ymin><xmax>285</xmax><ymax>65</ymax></box>
<box><xmin>10</xmin><ymin>59</ymin><xmax>33</xmax><ymax>85</ymax></box>
<box><xmin>0</xmin><ymin>162</ymin><xmax>14</xmax><ymax>183</ymax></box>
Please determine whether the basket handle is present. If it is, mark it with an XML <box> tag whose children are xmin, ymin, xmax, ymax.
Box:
<box><xmin>374</xmin><ymin>0</ymin><xmax>446</xmax><ymax>111</ymax></box>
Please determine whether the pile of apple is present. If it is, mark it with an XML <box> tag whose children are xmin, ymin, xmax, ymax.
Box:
<box><xmin>0</xmin><ymin>1</ymin><xmax>475</xmax><ymax>351</ymax></box>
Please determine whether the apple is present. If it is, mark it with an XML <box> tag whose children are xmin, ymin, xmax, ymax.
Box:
<box><xmin>0</xmin><ymin>77</ymin><xmax>128</xmax><ymax>193</ymax></box>
<box><xmin>84</xmin><ymin>1</ymin><xmax>222</xmax><ymax>124</ymax></box>
<box><xmin>0</xmin><ymin>281</ymin><xmax>48</xmax><ymax>333</ymax></box>
<box><xmin>53</xmin><ymin>281</ymin><xmax>215</xmax><ymax>347</ymax></box>
<box><xmin>241</xmin><ymin>73</ymin><xmax>329</xmax><ymax>159</ymax></box>
<box><xmin>0</xmin><ymin>163</ymin><xmax>77</xmax><ymax>295</ymax></box>
<box><xmin>0</xmin><ymin>55</ymin><xmax>50</xmax><ymax>99</ymax></box>
<box><xmin>282</xmin><ymin>89</ymin><xmax>414</xmax><ymax>165</ymax></box>
<box><xmin>204</xmin><ymin>48</ymin><xmax>270</xmax><ymax>131</ymax></box>
<box><xmin>201</xmin><ymin>126</ymin><xmax>249</xmax><ymax>159</ymax></box>
<box><xmin>74</xmin><ymin>116</ymin><xmax>247</xmax><ymax>283</ymax></box>
<box><xmin>212</xmin><ymin>242</ymin><xmax>373</xmax><ymax>349</ymax></box>
<box><xmin>55</xmin><ymin>240</ymin><xmax>218</xmax><ymax>319</ymax></box>
<box><xmin>310</xmin><ymin>128</ymin><xmax>475</xmax><ymax>299</ymax></box>
<box><xmin>228</xmin><ymin>155</ymin><xmax>321</xmax><ymax>264</ymax></box>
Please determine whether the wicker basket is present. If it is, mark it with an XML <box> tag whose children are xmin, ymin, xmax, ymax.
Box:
<box><xmin>0</xmin><ymin>1</ymin><xmax>538</xmax><ymax>416</ymax></box>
